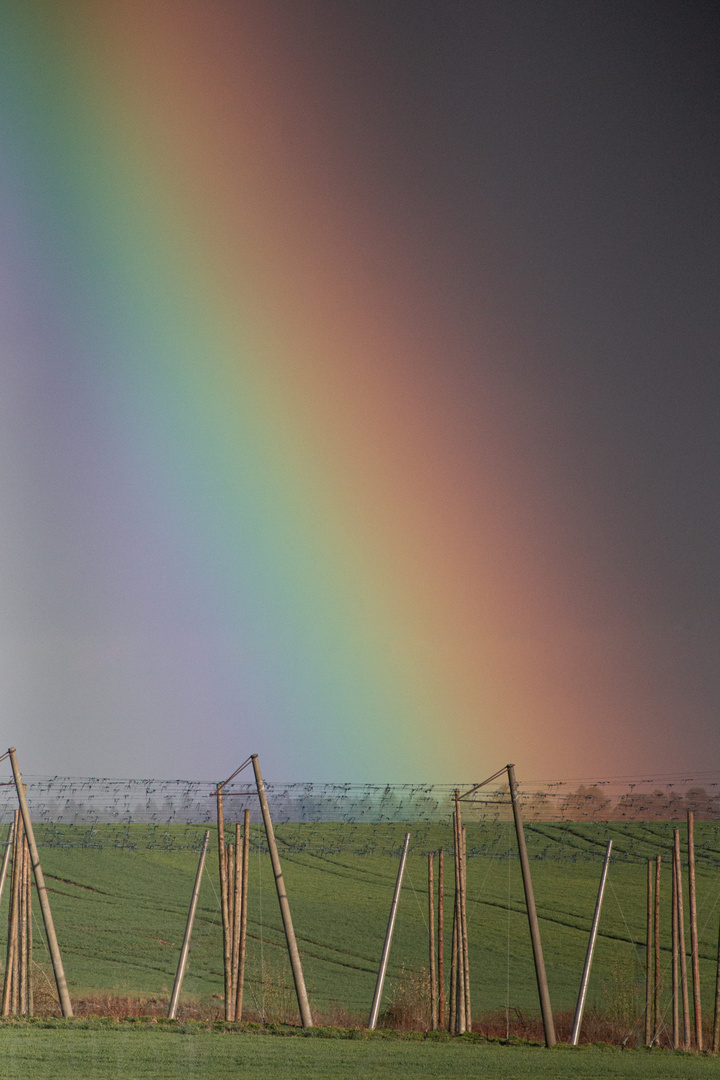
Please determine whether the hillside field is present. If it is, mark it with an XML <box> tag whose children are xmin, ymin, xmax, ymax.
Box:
<box><xmin>5</xmin><ymin>818</ymin><xmax>720</xmax><ymax>1041</ymax></box>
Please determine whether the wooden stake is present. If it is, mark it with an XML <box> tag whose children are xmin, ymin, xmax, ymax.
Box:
<box><xmin>645</xmin><ymin>859</ymin><xmax>653</xmax><ymax>1045</ymax></box>
<box><xmin>2</xmin><ymin>812</ymin><xmax>21</xmax><ymax>1015</ymax></box>
<box><xmin>462</xmin><ymin>823</ymin><xmax>471</xmax><ymax>1028</ymax></box>
<box><xmin>252</xmin><ymin>755</ymin><xmax>313</xmax><ymax>1028</ymax></box>
<box><xmin>235</xmin><ymin>809</ymin><xmax>250</xmax><ymax>1021</ymax></box>
<box><xmin>0</xmin><ymin>817</ymin><xmax>15</xmax><ymax>913</ymax></box>
<box><xmin>216</xmin><ymin>785</ymin><xmax>233</xmax><ymax>1020</ymax></box>
<box><xmin>452</xmin><ymin>802</ymin><xmax>465</xmax><ymax>1033</ymax></box>
<box><xmin>449</xmin><ymin>886</ymin><xmax>457</xmax><ymax>1032</ymax></box>
<box><xmin>231</xmin><ymin>824</ymin><xmax>242</xmax><ymax>1016</ymax></box>
<box><xmin>688</xmin><ymin>810</ymin><xmax>702</xmax><ymax>1050</ymax></box>
<box><xmin>8</xmin><ymin>750</ymin><xmax>72</xmax><ymax>1017</ymax></box>
<box><xmin>653</xmin><ymin>855</ymin><xmax>661</xmax><ymax>1045</ymax></box>
<box><xmin>368</xmin><ymin>832</ymin><xmax>411</xmax><ymax>1030</ymax></box>
<box><xmin>20</xmin><ymin>836</ymin><xmax>28</xmax><ymax>1016</ymax></box>
<box><xmin>428</xmin><ymin>852</ymin><xmax>437</xmax><ymax>1029</ymax></box>
<box><xmin>675</xmin><ymin>829</ymin><xmax>690</xmax><ymax>1049</ymax></box>
<box><xmin>26</xmin><ymin>838</ymin><xmax>32</xmax><ymax>1018</ymax></box>
<box><xmin>167</xmin><ymin>831</ymin><xmax>210</xmax><ymax>1020</ymax></box>
<box><xmin>438</xmin><ymin>848</ymin><xmax>445</xmax><ymax>1028</ymax></box>
<box><xmin>672</xmin><ymin>840</ymin><xmax>679</xmax><ymax>1049</ymax></box>
<box><xmin>713</xmin><ymin>917</ymin><xmax>720</xmax><ymax>1054</ymax></box>
<box><xmin>507</xmin><ymin>765</ymin><xmax>556</xmax><ymax>1047</ymax></box>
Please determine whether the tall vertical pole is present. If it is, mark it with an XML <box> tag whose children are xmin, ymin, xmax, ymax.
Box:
<box><xmin>672</xmin><ymin>841</ymin><xmax>679</xmax><ymax>1049</ymax></box>
<box><xmin>235</xmin><ymin>808</ymin><xmax>250</xmax><ymax>1021</ymax></box>
<box><xmin>713</xmin><ymin>918</ymin><xmax>720</xmax><ymax>1054</ymax></box>
<box><xmin>675</xmin><ymin>828</ymin><xmax>690</xmax><ymax>1049</ymax></box>
<box><xmin>231</xmin><ymin>823</ymin><xmax>242</xmax><ymax>1015</ymax></box>
<box><xmin>168</xmin><ymin>831</ymin><xmax>210</xmax><ymax>1020</ymax></box>
<box><xmin>452</xmin><ymin>802</ymin><xmax>465</xmax><ymax>1033</ymax></box>
<box><xmin>645</xmin><ymin>859</ymin><xmax>653</xmax><ymax>1045</ymax></box>
<box><xmin>687</xmin><ymin>810</ymin><xmax>702</xmax><ymax>1050</ymax></box>
<box><xmin>653</xmin><ymin>855</ymin><xmax>661</xmax><ymax>1045</ymax></box>
<box><xmin>252</xmin><ymin>755</ymin><xmax>313</xmax><ymax>1028</ymax></box>
<box><xmin>428</xmin><ymin>852</ymin><xmax>437</xmax><ymax>1029</ymax></box>
<box><xmin>507</xmin><ymin>765</ymin><xmax>555</xmax><ymax>1047</ymax></box>
<box><xmin>8</xmin><ymin>750</ymin><xmax>72</xmax><ymax>1017</ymax></box>
<box><xmin>571</xmin><ymin>839</ymin><xmax>612</xmax><ymax>1045</ymax></box>
<box><xmin>438</xmin><ymin>849</ymin><xmax>445</xmax><ymax>1028</ymax></box>
<box><xmin>368</xmin><ymin>832</ymin><xmax>410</xmax><ymax>1030</ymax></box>
<box><xmin>462</xmin><ymin>823</ymin><xmax>471</xmax><ymax>1028</ymax></box>
<box><xmin>2</xmin><ymin>814</ymin><xmax>21</xmax><ymax>1015</ymax></box>
<box><xmin>216</xmin><ymin>786</ymin><xmax>232</xmax><ymax>1021</ymax></box>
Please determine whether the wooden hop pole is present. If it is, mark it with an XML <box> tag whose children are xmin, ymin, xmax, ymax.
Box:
<box><xmin>645</xmin><ymin>859</ymin><xmax>653</xmax><ymax>1045</ymax></box>
<box><xmin>438</xmin><ymin>848</ymin><xmax>445</xmax><ymax>1028</ymax></box>
<box><xmin>216</xmin><ymin>785</ymin><xmax>233</xmax><ymax>1020</ymax></box>
<box><xmin>0</xmin><ymin>817</ymin><xmax>15</xmax><ymax>912</ymax></box>
<box><xmin>507</xmin><ymin>765</ymin><xmax>555</xmax><ymax>1048</ymax></box>
<box><xmin>252</xmin><ymin>755</ymin><xmax>313</xmax><ymax>1028</ymax></box>
<box><xmin>687</xmin><ymin>810</ymin><xmax>702</xmax><ymax>1050</ymax></box>
<box><xmin>8</xmin><ymin>750</ymin><xmax>72</xmax><ymax>1017</ymax></box>
<box><xmin>452</xmin><ymin>798</ymin><xmax>465</xmax><ymax>1033</ymax></box>
<box><xmin>675</xmin><ymin>828</ymin><xmax>690</xmax><ymax>1049</ymax></box>
<box><xmin>653</xmin><ymin>855</ymin><xmax>661</xmax><ymax>1045</ymax></box>
<box><xmin>168</xmin><ymin>831</ymin><xmax>210</xmax><ymax>1020</ymax></box>
<box><xmin>461</xmin><ymin>823</ymin><xmax>471</xmax><ymax>1028</ymax></box>
<box><xmin>236</xmin><ymin>808</ymin><xmax>250</xmax><ymax>1021</ymax></box>
<box><xmin>2</xmin><ymin>812</ymin><xmax>21</xmax><ymax>1016</ymax></box>
<box><xmin>428</xmin><ymin>852</ymin><xmax>437</xmax><ymax>1029</ymax></box>
<box><xmin>672</xmin><ymin>841</ymin><xmax>679</xmax><ymax>1049</ymax></box>
<box><xmin>713</xmin><ymin>918</ymin><xmax>720</xmax><ymax>1054</ymax></box>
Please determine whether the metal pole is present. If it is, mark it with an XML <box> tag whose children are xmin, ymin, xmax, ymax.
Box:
<box><xmin>168</xmin><ymin>830</ymin><xmax>210</xmax><ymax>1020</ymax></box>
<box><xmin>368</xmin><ymin>832</ymin><xmax>410</xmax><ymax>1030</ymax></box>
<box><xmin>687</xmin><ymin>810</ymin><xmax>702</xmax><ymax>1050</ymax></box>
<box><xmin>571</xmin><ymin>839</ymin><xmax>612</xmax><ymax>1045</ymax></box>
<box><xmin>252</xmin><ymin>754</ymin><xmax>313</xmax><ymax>1028</ymax></box>
<box><xmin>8</xmin><ymin>749</ymin><xmax>73</xmax><ymax>1017</ymax></box>
<box><xmin>507</xmin><ymin>764</ymin><xmax>556</xmax><ymax>1047</ymax></box>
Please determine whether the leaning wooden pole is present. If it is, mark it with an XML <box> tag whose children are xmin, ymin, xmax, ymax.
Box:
<box><xmin>645</xmin><ymin>859</ymin><xmax>653</xmax><ymax>1045</ymax></box>
<box><xmin>571</xmin><ymin>839</ymin><xmax>612</xmax><ymax>1045</ymax></box>
<box><xmin>368</xmin><ymin>832</ymin><xmax>411</xmax><ymax>1030</ymax></box>
<box><xmin>675</xmin><ymin>828</ymin><xmax>690</xmax><ymax>1049</ymax></box>
<box><xmin>252</xmin><ymin>754</ymin><xmax>313</xmax><ymax>1028</ymax></box>
<box><xmin>428</xmin><ymin>852</ymin><xmax>437</xmax><ymax>1029</ymax></box>
<box><xmin>235</xmin><ymin>808</ymin><xmax>250</xmax><ymax>1021</ymax></box>
<box><xmin>168</xmin><ymin>830</ymin><xmax>210</xmax><ymax>1020</ymax></box>
<box><xmin>507</xmin><ymin>764</ymin><xmax>555</xmax><ymax>1047</ymax></box>
<box><xmin>452</xmin><ymin>801</ymin><xmax>465</xmax><ymax>1033</ymax></box>
<box><xmin>438</xmin><ymin>848</ymin><xmax>445</xmax><ymax>1028</ymax></box>
<box><xmin>8</xmin><ymin>749</ymin><xmax>72</xmax><ymax>1017</ymax></box>
<box><xmin>687</xmin><ymin>810</ymin><xmax>702</xmax><ymax>1050</ymax></box>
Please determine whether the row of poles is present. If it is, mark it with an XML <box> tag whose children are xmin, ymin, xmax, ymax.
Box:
<box><xmin>0</xmin><ymin>750</ymin><xmax>73</xmax><ymax>1018</ymax></box>
<box><xmin>645</xmin><ymin>811</ymin><xmax>720</xmax><ymax>1051</ymax></box>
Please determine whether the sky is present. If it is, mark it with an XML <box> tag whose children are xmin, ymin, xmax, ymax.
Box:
<box><xmin>0</xmin><ymin>0</ymin><xmax>719</xmax><ymax>784</ymax></box>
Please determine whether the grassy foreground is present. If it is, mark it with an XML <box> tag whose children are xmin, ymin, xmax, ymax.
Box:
<box><xmin>0</xmin><ymin>1023</ymin><xmax>717</xmax><ymax>1080</ymax></box>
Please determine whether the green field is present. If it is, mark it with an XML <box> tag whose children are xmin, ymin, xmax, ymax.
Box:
<box><xmin>6</xmin><ymin>817</ymin><xmax>716</xmax><ymax>1045</ymax></box>
<box><xmin>0</xmin><ymin>1023</ymin><xmax>718</xmax><ymax>1080</ymax></box>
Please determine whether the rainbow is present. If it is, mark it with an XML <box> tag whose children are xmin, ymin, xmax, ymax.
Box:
<box><xmin>0</xmin><ymin>2</ymin><xmax>686</xmax><ymax>781</ymax></box>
